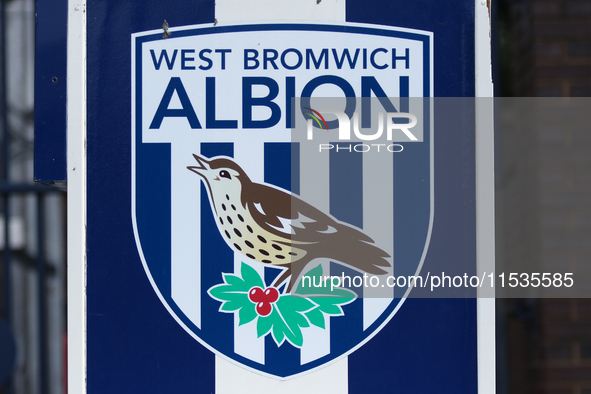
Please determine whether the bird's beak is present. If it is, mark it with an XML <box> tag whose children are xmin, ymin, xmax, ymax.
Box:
<box><xmin>187</xmin><ymin>153</ymin><xmax>210</xmax><ymax>176</ymax></box>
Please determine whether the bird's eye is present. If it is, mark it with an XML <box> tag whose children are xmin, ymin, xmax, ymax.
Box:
<box><xmin>219</xmin><ymin>170</ymin><xmax>231</xmax><ymax>179</ymax></box>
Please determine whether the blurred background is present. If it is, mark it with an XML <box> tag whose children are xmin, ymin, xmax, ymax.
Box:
<box><xmin>494</xmin><ymin>0</ymin><xmax>591</xmax><ymax>393</ymax></box>
<box><xmin>0</xmin><ymin>0</ymin><xmax>589</xmax><ymax>393</ymax></box>
<box><xmin>0</xmin><ymin>0</ymin><xmax>66</xmax><ymax>394</ymax></box>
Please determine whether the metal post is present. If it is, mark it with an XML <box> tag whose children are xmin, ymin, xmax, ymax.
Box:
<box><xmin>37</xmin><ymin>194</ymin><xmax>48</xmax><ymax>394</ymax></box>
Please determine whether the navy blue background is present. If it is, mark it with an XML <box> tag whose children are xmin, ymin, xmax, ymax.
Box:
<box><xmin>34</xmin><ymin>0</ymin><xmax>68</xmax><ymax>183</ymax></box>
<box><xmin>81</xmin><ymin>0</ymin><xmax>477</xmax><ymax>392</ymax></box>
<box><xmin>345</xmin><ymin>3</ymin><xmax>478</xmax><ymax>392</ymax></box>
<box><xmin>86</xmin><ymin>2</ymin><xmax>216</xmax><ymax>393</ymax></box>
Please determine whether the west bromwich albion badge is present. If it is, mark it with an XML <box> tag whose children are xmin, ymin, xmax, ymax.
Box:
<box><xmin>132</xmin><ymin>22</ymin><xmax>433</xmax><ymax>379</ymax></box>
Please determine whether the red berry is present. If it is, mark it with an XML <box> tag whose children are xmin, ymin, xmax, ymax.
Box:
<box><xmin>264</xmin><ymin>287</ymin><xmax>279</xmax><ymax>303</ymax></box>
<box><xmin>249</xmin><ymin>286</ymin><xmax>280</xmax><ymax>316</ymax></box>
<box><xmin>256</xmin><ymin>301</ymin><xmax>272</xmax><ymax>317</ymax></box>
<box><xmin>248</xmin><ymin>287</ymin><xmax>264</xmax><ymax>303</ymax></box>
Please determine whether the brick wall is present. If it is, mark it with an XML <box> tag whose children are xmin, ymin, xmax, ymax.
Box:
<box><xmin>510</xmin><ymin>0</ymin><xmax>591</xmax><ymax>96</ymax></box>
<box><xmin>497</xmin><ymin>0</ymin><xmax>591</xmax><ymax>393</ymax></box>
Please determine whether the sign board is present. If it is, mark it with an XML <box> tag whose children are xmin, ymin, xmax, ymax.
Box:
<box><xmin>61</xmin><ymin>0</ymin><xmax>494</xmax><ymax>392</ymax></box>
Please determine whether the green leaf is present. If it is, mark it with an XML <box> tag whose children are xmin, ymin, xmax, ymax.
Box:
<box><xmin>257</xmin><ymin>312</ymin><xmax>274</xmax><ymax>338</ymax></box>
<box><xmin>208</xmin><ymin>262</ymin><xmax>265</xmax><ymax>321</ymax></box>
<box><xmin>293</xmin><ymin>264</ymin><xmax>357</xmax><ymax>317</ymax></box>
<box><xmin>209</xmin><ymin>284</ymin><xmax>236</xmax><ymax>302</ymax></box>
<box><xmin>272</xmin><ymin>317</ymin><xmax>286</xmax><ymax>345</ymax></box>
<box><xmin>273</xmin><ymin>305</ymin><xmax>304</xmax><ymax>347</ymax></box>
<box><xmin>238</xmin><ymin>304</ymin><xmax>258</xmax><ymax>325</ymax></box>
<box><xmin>209</xmin><ymin>283</ymin><xmax>247</xmax><ymax>304</ymax></box>
<box><xmin>276</xmin><ymin>296</ymin><xmax>313</xmax><ymax>329</ymax></box>
<box><xmin>279</xmin><ymin>307</ymin><xmax>309</xmax><ymax>333</ymax></box>
<box><xmin>208</xmin><ymin>283</ymin><xmax>230</xmax><ymax>301</ymax></box>
<box><xmin>220</xmin><ymin>300</ymin><xmax>240</xmax><ymax>312</ymax></box>
<box><xmin>305</xmin><ymin>307</ymin><xmax>325</xmax><ymax>329</ymax></box>
<box><xmin>240</xmin><ymin>262</ymin><xmax>265</xmax><ymax>288</ymax></box>
<box><xmin>223</xmin><ymin>274</ymin><xmax>248</xmax><ymax>289</ymax></box>
<box><xmin>277</xmin><ymin>295</ymin><xmax>315</xmax><ymax>313</ymax></box>
<box><xmin>311</xmin><ymin>299</ymin><xmax>345</xmax><ymax>316</ymax></box>
<box><xmin>257</xmin><ymin>299</ymin><xmax>309</xmax><ymax>348</ymax></box>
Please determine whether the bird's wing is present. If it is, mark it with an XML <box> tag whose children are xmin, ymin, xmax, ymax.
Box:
<box><xmin>243</xmin><ymin>183</ymin><xmax>343</xmax><ymax>239</ymax></box>
<box><xmin>242</xmin><ymin>183</ymin><xmax>294</xmax><ymax>234</ymax></box>
<box><xmin>244</xmin><ymin>183</ymin><xmax>391</xmax><ymax>274</ymax></box>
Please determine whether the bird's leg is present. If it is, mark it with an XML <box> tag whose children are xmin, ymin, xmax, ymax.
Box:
<box><xmin>284</xmin><ymin>263</ymin><xmax>308</xmax><ymax>293</ymax></box>
<box><xmin>270</xmin><ymin>264</ymin><xmax>307</xmax><ymax>293</ymax></box>
<box><xmin>270</xmin><ymin>266</ymin><xmax>291</xmax><ymax>293</ymax></box>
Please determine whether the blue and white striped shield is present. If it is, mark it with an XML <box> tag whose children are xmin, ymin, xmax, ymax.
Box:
<box><xmin>132</xmin><ymin>22</ymin><xmax>433</xmax><ymax>378</ymax></box>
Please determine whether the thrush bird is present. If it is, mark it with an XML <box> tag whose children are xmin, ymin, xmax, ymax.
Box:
<box><xmin>188</xmin><ymin>153</ymin><xmax>391</xmax><ymax>292</ymax></box>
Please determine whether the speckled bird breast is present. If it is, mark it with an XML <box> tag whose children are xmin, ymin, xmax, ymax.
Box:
<box><xmin>211</xmin><ymin>191</ymin><xmax>306</xmax><ymax>266</ymax></box>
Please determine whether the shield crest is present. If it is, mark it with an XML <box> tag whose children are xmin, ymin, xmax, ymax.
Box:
<box><xmin>132</xmin><ymin>22</ymin><xmax>433</xmax><ymax>378</ymax></box>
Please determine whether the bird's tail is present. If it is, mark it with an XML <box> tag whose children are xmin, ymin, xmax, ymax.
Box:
<box><xmin>309</xmin><ymin>230</ymin><xmax>391</xmax><ymax>276</ymax></box>
<box><xmin>341</xmin><ymin>238</ymin><xmax>391</xmax><ymax>275</ymax></box>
